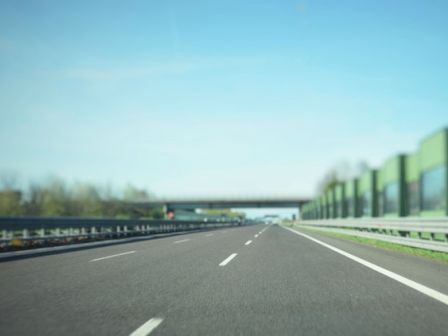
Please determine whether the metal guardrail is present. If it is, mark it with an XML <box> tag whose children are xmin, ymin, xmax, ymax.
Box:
<box><xmin>0</xmin><ymin>217</ymin><xmax>241</xmax><ymax>248</ymax></box>
<box><xmin>298</xmin><ymin>218</ymin><xmax>448</xmax><ymax>253</ymax></box>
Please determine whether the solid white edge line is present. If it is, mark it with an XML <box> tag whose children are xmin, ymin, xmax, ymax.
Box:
<box><xmin>254</xmin><ymin>234</ymin><xmax>259</xmax><ymax>238</ymax></box>
<box><xmin>219</xmin><ymin>253</ymin><xmax>238</xmax><ymax>266</ymax></box>
<box><xmin>173</xmin><ymin>239</ymin><xmax>190</xmax><ymax>244</ymax></box>
<box><xmin>283</xmin><ymin>226</ymin><xmax>448</xmax><ymax>306</ymax></box>
<box><xmin>245</xmin><ymin>240</ymin><xmax>252</xmax><ymax>246</ymax></box>
<box><xmin>130</xmin><ymin>317</ymin><xmax>164</xmax><ymax>336</ymax></box>
<box><xmin>205</xmin><ymin>233</ymin><xmax>214</xmax><ymax>237</ymax></box>
<box><xmin>89</xmin><ymin>250</ymin><xmax>136</xmax><ymax>262</ymax></box>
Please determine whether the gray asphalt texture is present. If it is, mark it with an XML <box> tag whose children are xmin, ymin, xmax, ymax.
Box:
<box><xmin>0</xmin><ymin>224</ymin><xmax>447</xmax><ymax>335</ymax></box>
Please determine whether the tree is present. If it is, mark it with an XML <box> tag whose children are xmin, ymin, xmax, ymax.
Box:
<box><xmin>71</xmin><ymin>182</ymin><xmax>102</xmax><ymax>217</ymax></box>
<box><xmin>201</xmin><ymin>209</ymin><xmax>246</xmax><ymax>219</ymax></box>
<box><xmin>23</xmin><ymin>183</ymin><xmax>45</xmax><ymax>215</ymax></box>
<box><xmin>0</xmin><ymin>174</ymin><xmax>163</xmax><ymax>219</ymax></box>
<box><xmin>317</xmin><ymin>160</ymin><xmax>370</xmax><ymax>193</ymax></box>
<box><xmin>40</xmin><ymin>177</ymin><xmax>70</xmax><ymax>216</ymax></box>
<box><xmin>0</xmin><ymin>190</ymin><xmax>23</xmax><ymax>216</ymax></box>
<box><xmin>123</xmin><ymin>184</ymin><xmax>150</xmax><ymax>202</ymax></box>
<box><xmin>0</xmin><ymin>170</ymin><xmax>23</xmax><ymax>215</ymax></box>
<box><xmin>317</xmin><ymin>169</ymin><xmax>340</xmax><ymax>193</ymax></box>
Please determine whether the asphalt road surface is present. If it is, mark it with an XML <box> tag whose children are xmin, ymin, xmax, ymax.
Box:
<box><xmin>1</xmin><ymin>224</ymin><xmax>448</xmax><ymax>335</ymax></box>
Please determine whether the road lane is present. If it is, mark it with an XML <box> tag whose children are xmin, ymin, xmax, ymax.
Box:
<box><xmin>292</xmin><ymin>226</ymin><xmax>448</xmax><ymax>295</ymax></box>
<box><xmin>284</xmin><ymin>226</ymin><xmax>448</xmax><ymax>306</ymax></box>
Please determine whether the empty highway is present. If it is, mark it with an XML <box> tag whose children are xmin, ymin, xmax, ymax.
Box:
<box><xmin>1</xmin><ymin>224</ymin><xmax>448</xmax><ymax>335</ymax></box>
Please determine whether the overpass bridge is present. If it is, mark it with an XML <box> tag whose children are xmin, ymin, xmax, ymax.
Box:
<box><xmin>128</xmin><ymin>197</ymin><xmax>311</xmax><ymax>212</ymax></box>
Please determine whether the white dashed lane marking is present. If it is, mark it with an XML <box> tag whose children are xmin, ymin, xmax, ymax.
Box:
<box><xmin>219</xmin><ymin>253</ymin><xmax>238</xmax><ymax>266</ymax></box>
<box><xmin>89</xmin><ymin>251</ymin><xmax>136</xmax><ymax>262</ymax></box>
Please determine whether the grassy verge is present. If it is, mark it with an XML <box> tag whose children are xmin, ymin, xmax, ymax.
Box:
<box><xmin>290</xmin><ymin>224</ymin><xmax>448</xmax><ymax>263</ymax></box>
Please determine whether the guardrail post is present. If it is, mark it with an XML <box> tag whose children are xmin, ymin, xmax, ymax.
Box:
<box><xmin>116</xmin><ymin>226</ymin><xmax>121</xmax><ymax>237</ymax></box>
<box><xmin>54</xmin><ymin>227</ymin><xmax>61</xmax><ymax>237</ymax></box>
<box><xmin>80</xmin><ymin>227</ymin><xmax>87</xmax><ymax>236</ymax></box>
<box><xmin>2</xmin><ymin>229</ymin><xmax>9</xmax><ymax>240</ymax></box>
<box><xmin>22</xmin><ymin>229</ymin><xmax>29</xmax><ymax>239</ymax></box>
<box><xmin>39</xmin><ymin>228</ymin><xmax>45</xmax><ymax>238</ymax></box>
<box><xmin>123</xmin><ymin>225</ymin><xmax>128</xmax><ymax>236</ymax></box>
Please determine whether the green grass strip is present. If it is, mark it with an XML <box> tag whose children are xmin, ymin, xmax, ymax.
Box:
<box><xmin>291</xmin><ymin>224</ymin><xmax>448</xmax><ymax>263</ymax></box>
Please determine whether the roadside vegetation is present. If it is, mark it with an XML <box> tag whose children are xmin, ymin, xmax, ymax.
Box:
<box><xmin>0</xmin><ymin>173</ymin><xmax>164</xmax><ymax>219</ymax></box>
<box><xmin>200</xmin><ymin>209</ymin><xmax>246</xmax><ymax>219</ymax></box>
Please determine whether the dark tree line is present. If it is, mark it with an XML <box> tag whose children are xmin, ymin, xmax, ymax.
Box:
<box><xmin>0</xmin><ymin>175</ymin><xmax>164</xmax><ymax>219</ymax></box>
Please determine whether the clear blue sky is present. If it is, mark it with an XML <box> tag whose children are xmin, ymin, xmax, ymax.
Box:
<box><xmin>1</xmin><ymin>0</ymin><xmax>447</xmax><ymax>200</ymax></box>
